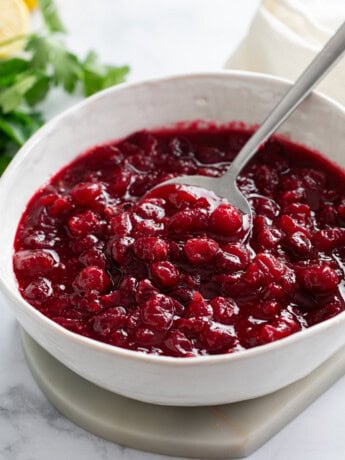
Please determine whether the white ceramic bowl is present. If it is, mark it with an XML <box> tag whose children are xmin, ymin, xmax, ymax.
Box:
<box><xmin>1</xmin><ymin>72</ymin><xmax>345</xmax><ymax>407</ymax></box>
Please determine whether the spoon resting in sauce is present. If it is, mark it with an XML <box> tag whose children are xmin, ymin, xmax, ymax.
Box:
<box><xmin>153</xmin><ymin>21</ymin><xmax>345</xmax><ymax>223</ymax></box>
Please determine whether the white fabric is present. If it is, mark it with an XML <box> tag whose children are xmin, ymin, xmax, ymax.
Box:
<box><xmin>225</xmin><ymin>0</ymin><xmax>345</xmax><ymax>105</ymax></box>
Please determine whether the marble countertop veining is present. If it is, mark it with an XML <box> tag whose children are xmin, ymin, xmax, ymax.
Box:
<box><xmin>2</xmin><ymin>1</ymin><xmax>345</xmax><ymax>459</ymax></box>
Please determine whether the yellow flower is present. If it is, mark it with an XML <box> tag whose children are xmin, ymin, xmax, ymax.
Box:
<box><xmin>24</xmin><ymin>0</ymin><xmax>38</xmax><ymax>10</ymax></box>
<box><xmin>0</xmin><ymin>0</ymin><xmax>30</xmax><ymax>57</ymax></box>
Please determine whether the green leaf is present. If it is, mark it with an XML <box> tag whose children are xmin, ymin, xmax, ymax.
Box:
<box><xmin>0</xmin><ymin>58</ymin><xmax>30</xmax><ymax>89</ymax></box>
<box><xmin>27</xmin><ymin>36</ymin><xmax>82</xmax><ymax>92</ymax></box>
<box><xmin>25</xmin><ymin>73</ymin><xmax>51</xmax><ymax>106</ymax></box>
<box><xmin>0</xmin><ymin>153</ymin><xmax>14</xmax><ymax>175</ymax></box>
<box><xmin>0</xmin><ymin>0</ymin><xmax>129</xmax><ymax>176</ymax></box>
<box><xmin>102</xmin><ymin>65</ymin><xmax>129</xmax><ymax>88</ymax></box>
<box><xmin>0</xmin><ymin>110</ymin><xmax>43</xmax><ymax>146</ymax></box>
<box><xmin>0</xmin><ymin>58</ymin><xmax>29</xmax><ymax>76</ymax></box>
<box><xmin>11</xmin><ymin>110</ymin><xmax>43</xmax><ymax>128</ymax></box>
<box><xmin>0</xmin><ymin>75</ymin><xmax>37</xmax><ymax>113</ymax></box>
<box><xmin>82</xmin><ymin>51</ymin><xmax>129</xmax><ymax>96</ymax></box>
<box><xmin>0</xmin><ymin>117</ymin><xmax>28</xmax><ymax>145</ymax></box>
<box><xmin>26</xmin><ymin>35</ymin><xmax>52</xmax><ymax>69</ymax></box>
<box><xmin>53</xmin><ymin>47</ymin><xmax>81</xmax><ymax>92</ymax></box>
<box><xmin>38</xmin><ymin>0</ymin><xmax>66</xmax><ymax>34</ymax></box>
<box><xmin>0</xmin><ymin>74</ymin><xmax>17</xmax><ymax>89</ymax></box>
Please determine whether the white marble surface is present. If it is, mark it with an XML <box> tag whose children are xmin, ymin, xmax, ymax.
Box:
<box><xmin>2</xmin><ymin>1</ymin><xmax>345</xmax><ymax>459</ymax></box>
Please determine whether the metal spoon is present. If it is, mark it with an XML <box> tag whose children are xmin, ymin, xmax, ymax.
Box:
<box><xmin>157</xmin><ymin>21</ymin><xmax>345</xmax><ymax>218</ymax></box>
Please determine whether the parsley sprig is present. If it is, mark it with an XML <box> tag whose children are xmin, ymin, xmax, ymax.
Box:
<box><xmin>0</xmin><ymin>0</ymin><xmax>129</xmax><ymax>174</ymax></box>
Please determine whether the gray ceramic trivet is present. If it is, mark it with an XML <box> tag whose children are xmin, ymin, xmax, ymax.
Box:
<box><xmin>21</xmin><ymin>328</ymin><xmax>345</xmax><ymax>459</ymax></box>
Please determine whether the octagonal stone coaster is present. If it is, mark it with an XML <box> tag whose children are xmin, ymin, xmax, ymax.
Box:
<box><xmin>21</xmin><ymin>329</ymin><xmax>345</xmax><ymax>458</ymax></box>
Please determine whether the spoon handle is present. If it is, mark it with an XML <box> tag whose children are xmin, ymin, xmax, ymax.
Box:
<box><xmin>226</xmin><ymin>21</ymin><xmax>345</xmax><ymax>180</ymax></box>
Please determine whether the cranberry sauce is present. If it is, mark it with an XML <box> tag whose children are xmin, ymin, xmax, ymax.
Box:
<box><xmin>13</xmin><ymin>126</ymin><xmax>345</xmax><ymax>357</ymax></box>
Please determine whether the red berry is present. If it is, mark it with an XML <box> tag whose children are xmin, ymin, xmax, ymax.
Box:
<box><xmin>110</xmin><ymin>168</ymin><xmax>131</xmax><ymax>196</ymax></box>
<box><xmin>284</xmin><ymin>231</ymin><xmax>313</xmax><ymax>256</ymax></box>
<box><xmin>184</xmin><ymin>238</ymin><xmax>219</xmax><ymax>264</ymax></box>
<box><xmin>297</xmin><ymin>264</ymin><xmax>339</xmax><ymax>293</ymax></box>
<box><xmin>210</xmin><ymin>296</ymin><xmax>238</xmax><ymax>324</ymax></box>
<box><xmin>110</xmin><ymin>329</ymin><xmax>129</xmax><ymax>348</ymax></box>
<box><xmin>150</xmin><ymin>261</ymin><xmax>180</xmax><ymax>288</ymax></box>
<box><xmin>167</xmin><ymin>185</ymin><xmax>199</xmax><ymax>209</ymax></box>
<box><xmin>24</xmin><ymin>278</ymin><xmax>53</xmax><ymax>303</ymax></box>
<box><xmin>257</xmin><ymin>300</ymin><xmax>282</xmax><ymax>319</ymax></box>
<box><xmin>111</xmin><ymin>237</ymin><xmax>134</xmax><ymax>264</ymax></box>
<box><xmin>79</xmin><ymin>247</ymin><xmax>106</xmax><ymax>268</ymax></box>
<box><xmin>133</xmin><ymin>237</ymin><xmax>168</xmax><ymax>262</ymax></box>
<box><xmin>255</xmin><ymin>164</ymin><xmax>279</xmax><ymax>194</ymax></box>
<box><xmin>73</xmin><ymin>266</ymin><xmax>111</xmax><ymax>293</ymax></box>
<box><xmin>164</xmin><ymin>331</ymin><xmax>194</xmax><ymax>356</ymax></box>
<box><xmin>279</xmin><ymin>215</ymin><xmax>310</xmax><ymax>237</ymax></box>
<box><xmin>256</xmin><ymin>227</ymin><xmax>282</xmax><ymax>250</ymax></box>
<box><xmin>186</xmin><ymin>292</ymin><xmax>213</xmax><ymax>318</ymax></box>
<box><xmin>196</xmin><ymin>146</ymin><xmax>225</xmax><ymax>164</ymax></box>
<box><xmin>141</xmin><ymin>293</ymin><xmax>175</xmax><ymax>331</ymax></box>
<box><xmin>284</xmin><ymin>203</ymin><xmax>311</xmax><ymax>224</ymax></box>
<box><xmin>68</xmin><ymin>210</ymin><xmax>100</xmax><ymax>237</ymax></box>
<box><xmin>48</xmin><ymin>195</ymin><xmax>73</xmax><ymax>216</ymax></box>
<box><xmin>110</xmin><ymin>212</ymin><xmax>132</xmax><ymax>237</ymax></box>
<box><xmin>215</xmin><ymin>244</ymin><xmax>250</xmax><ymax>272</ymax></box>
<box><xmin>169</xmin><ymin>208</ymin><xmax>209</xmax><ymax>233</ymax></box>
<box><xmin>244</xmin><ymin>253</ymin><xmax>294</xmax><ymax>289</ymax></box>
<box><xmin>258</xmin><ymin>315</ymin><xmax>300</xmax><ymax>345</ymax></box>
<box><xmin>135</xmin><ymin>279</ymin><xmax>159</xmax><ymax>304</ymax></box>
<box><xmin>70</xmin><ymin>234</ymin><xmax>99</xmax><ymax>254</ymax></box>
<box><xmin>201</xmin><ymin>323</ymin><xmax>236</xmax><ymax>352</ymax></box>
<box><xmin>135</xmin><ymin>199</ymin><xmax>165</xmax><ymax>220</ymax></box>
<box><xmin>93</xmin><ymin>307</ymin><xmax>127</xmax><ymax>337</ymax></box>
<box><xmin>313</xmin><ymin>228</ymin><xmax>345</xmax><ymax>251</ymax></box>
<box><xmin>14</xmin><ymin>249</ymin><xmax>57</xmax><ymax>275</ymax></box>
<box><xmin>133</xmin><ymin>219</ymin><xmax>164</xmax><ymax>237</ymax></box>
<box><xmin>71</xmin><ymin>182</ymin><xmax>102</xmax><ymax>206</ymax></box>
<box><xmin>210</xmin><ymin>204</ymin><xmax>242</xmax><ymax>235</ymax></box>
<box><xmin>117</xmin><ymin>276</ymin><xmax>138</xmax><ymax>306</ymax></box>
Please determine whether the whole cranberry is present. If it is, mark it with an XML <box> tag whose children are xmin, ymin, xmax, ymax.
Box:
<box><xmin>164</xmin><ymin>331</ymin><xmax>194</xmax><ymax>356</ymax></box>
<box><xmin>73</xmin><ymin>266</ymin><xmax>111</xmax><ymax>293</ymax></box>
<box><xmin>210</xmin><ymin>204</ymin><xmax>242</xmax><ymax>235</ymax></box>
<box><xmin>186</xmin><ymin>292</ymin><xmax>213</xmax><ymax>319</ymax></box>
<box><xmin>257</xmin><ymin>315</ymin><xmax>300</xmax><ymax>345</ymax></box>
<box><xmin>24</xmin><ymin>277</ymin><xmax>53</xmax><ymax>303</ymax></box>
<box><xmin>133</xmin><ymin>237</ymin><xmax>168</xmax><ymax>262</ymax></box>
<box><xmin>298</xmin><ymin>264</ymin><xmax>339</xmax><ymax>293</ymax></box>
<box><xmin>184</xmin><ymin>238</ymin><xmax>219</xmax><ymax>264</ymax></box>
<box><xmin>169</xmin><ymin>208</ymin><xmax>209</xmax><ymax>233</ymax></box>
<box><xmin>215</xmin><ymin>244</ymin><xmax>250</xmax><ymax>272</ymax></box>
<box><xmin>71</xmin><ymin>182</ymin><xmax>102</xmax><ymax>207</ymax></box>
<box><xmin>68</xmin><ymin>210</ymin><xmax>100</xmax><ymax>237</ymax></box>
<box><xmin>110</xmin><ymin>212</ymin><xmax>132</xmax><ymax>238</ymax></box>
<box><xmin>313</xmin><ymin>228</ymin><xmax>345</xmax><ymax>251</ymax></box>
<box><xmin>210</xmin><ymin>296</ymin><xmax>238</xmax><ymax>324</ymax></box>
<box><xmin>201</xmin><ymin>323</ymin><xmax>236</xmax><ymax>352</ymax></box>
<box><xmin>150</xmin><ymin>261</ymin><xmax>180</xmax><ymax>288</ymax></box>
<box><xmin>14</xmin><ymin>249</ymin><xmax>57</xmax><ymax>275</ymax></box>
<box><xmin>92</xmin><ymin>307</ymin><xmax>127</xmax><ymax>337</ymax></box>
<box><xmin>111</xmin><ymin>237</ymin><xmax>134</xmax><ymax>264</ymax></box>
<box><xmin>141</xmin><ymin>293</ymin><xmax>175</xmax><ymax>331</ymax></box>
<box><xmin>135</xmin><ymin>279</ymin><xmax>159</xmax><ymax>304</ymax></box>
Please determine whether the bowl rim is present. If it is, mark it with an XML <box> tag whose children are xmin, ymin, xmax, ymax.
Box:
<box><xmin>1</xmin><ymin>69</ymin><xmax>345</xmax><ymax>366</ymax></box>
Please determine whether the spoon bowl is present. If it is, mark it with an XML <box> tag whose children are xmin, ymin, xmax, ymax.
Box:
<box><xmin>154</xmin><ymin>173</ymin><xmax>251</xmax><ymax>215</ymax></box>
